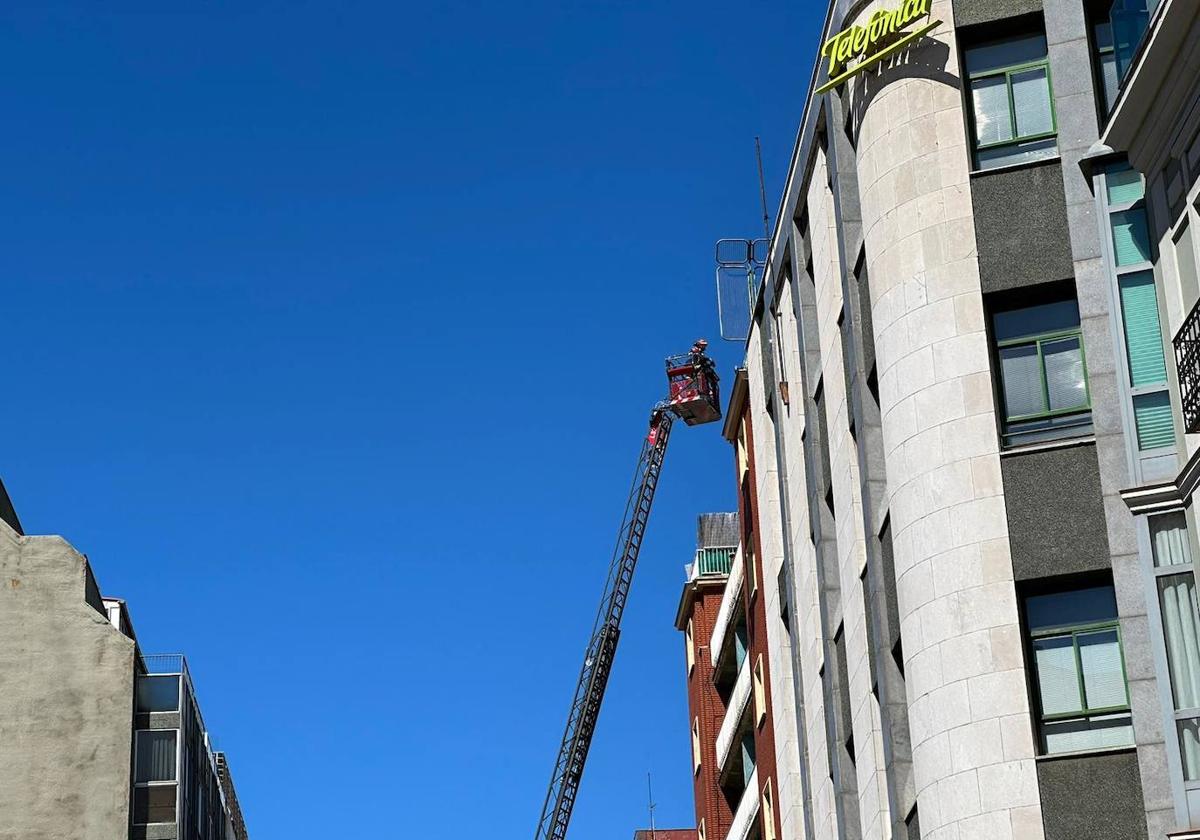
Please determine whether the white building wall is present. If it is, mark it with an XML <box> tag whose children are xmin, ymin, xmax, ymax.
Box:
<box><xmin>847</xmin><ymin>2</ymin><xmax>1045</xmax><ymax>839</ymax></box>
<box><xmin>749</xmin><ymin>274</ymin><xmax>807</xmax><ymax>840</ymax></box>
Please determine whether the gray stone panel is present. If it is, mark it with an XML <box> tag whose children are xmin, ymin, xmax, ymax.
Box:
<box><xmin>1036</xmin><ymin>751</ymin><xmax>1149</xmax><ymax>840</ymax></box>
<box><xmin>1001</xmin><ymin>443</ymin><xmax>1111</xmax><ymax>580</ymax></box>
<box><xmin>952</xmin><ymin>0</ymin><xmax>1042</xmax><ymax>29</ymax></box>
<box><xmin>972</xmin><ymin>161</ymin><xmax>1075</xmax><ymax>293</ymax></box>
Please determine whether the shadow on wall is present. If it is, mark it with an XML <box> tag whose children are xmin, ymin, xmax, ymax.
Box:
<box><xmin>844</xmin><ymin>37</ymin><xmax>956</xmax><ymax>142</ymax></box>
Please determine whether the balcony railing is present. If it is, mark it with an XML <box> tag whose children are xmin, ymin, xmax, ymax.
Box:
<box><xmin>727</xmin><ymin>766</ymin><xmax>761</xmax><ymax>840</ymax></box>
<box><xmin>1174</xmin><ymin>299</ymin><xmax>1200</xmax><ymax>433</ymax></box>
<box><xmin>695</xmin><ymin>546</ymin><xmax>736</xmax><ymax>576</ymax></box>
<box><xmin>716</xmin><ymin>657</ymin><xmax>753</xmax><ymax>774</ymax></box>
<box><xmin>139</xmin><ymin>653</ymin><xmax>188</xmax><ymax>676</ymax></box>
<box><xmin>710</xmin><ymin>545</ymin><xmax>745</xmax><ymax>668</ymax></box>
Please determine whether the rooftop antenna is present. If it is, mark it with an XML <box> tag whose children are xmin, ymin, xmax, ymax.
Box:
<box><xmin>714</xmin><ymin>139</ymin><xmax>771</xmax><ymax>342</ymax></box>
<box><xmin>756</xmin><ymin>136</ymin><xmax>770</xmax><ymax>242</ymax></box>
<box><xmin>647</xmin><ymin>772</ymin><xmax>657</xmax><ymax>840</ymax></box>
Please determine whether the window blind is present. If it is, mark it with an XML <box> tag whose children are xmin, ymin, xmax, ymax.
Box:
<box><xmin>1118</xmin><ymin>270</ymin><xmax>1167</xmax><ymax>387</ymax></box>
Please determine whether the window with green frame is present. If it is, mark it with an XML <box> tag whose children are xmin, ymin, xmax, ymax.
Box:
<box><xmin>992</xmin><ymin>297</ymin><xmax>1093</xmax><ymax>447</ymax></box>
<box><xmin>965</xmin><ymin>32</ymin><xmax>1058</xmax><ymax>170</ymax></box>
<box><xmin>1026</xmin><ymin>584</ymin><xmax>1134</xmax><ymax>754</ymax></box>
<box><xmin>1104</xmin><ymin>163</ymin><xmax>1175</xmax><ymax>453</ymax></box>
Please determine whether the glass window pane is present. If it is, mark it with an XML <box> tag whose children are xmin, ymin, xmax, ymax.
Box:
<box><xmin>1180</xmin><ymin>718</ymin><xmax>1200</xmax><ymax>781</ymax></box>
<box><xmin>1112</xmin><ymin>207</ymin><xmax>1152</xmax><ymax>266</ymax></box>
<box><xmin>1034</xmin><ymin>636</ymin><xmax>1083</xmax><ymax>715</ymax></box>
<box><xmin>1106</xmin><ymin>165</ymin><xmax>1145</xmax><ymax>205</ymax></box>
<box><xmin>1044</xmin><ymin>712</ymin><xmax>1134</xmax><ymax>753</ymax></box>
<box><xmin>135</xmin><ymin>731</ymin><xmax>177</xmax><ymax>783</ymax></box>
<box><xmin>999</xmin><ymin>344</ymin><xmax>1043</xmax><ymax>418</ymax></box>
<box><xmin>133</xmin><ymin>784</ymin><xmax>177</xmax><ymax>825</ymax></box>
<box><xmin>1158</xmin><ymin>573</ymin><xmax>1200</xmax><ymax>710</ymax></box>
<box><xmin>1133</xmin><ymin>391</ymin><xmax>1175</xmax><ymax>450</ymax></box>
<box><xmin>1078</xmin><ymin>629</ymin><xmax>1129</xmax><ymax>709</ymax></box>
<box><xmin>1012</xmin><ymin>67</ymin><xmax>1054</xmax><ymax>137</ymax></box>
<box><xmin>972</xmin><ymin>76</ymin><xmax>1014</xmax><ymax>147</ymax></box>
<box><xmin>136</xmin><ymin>676</ymin><xmax>180</xmax><ymax>713</ymax></box>
<box><xmin>1043</xmin><ymin>337</ymin><xmax>1089</xmax><ymax>411</ymax></box>
<box><xmin>965</xmin><ymin>34</ymin><xmax>1049</xmax><ymax>75</ymax></box>
<box><xmin>1118</xmin><ymin>270</ymin><xmax>1167</xmax><ymax>387</ymax></box>
<box><xmin>1027</xmin><ymin>586</ymin><xmax>1119</xmax><ymax>631</ymax></box>
<box><xmin>1099</xmin><ymin>51</ymin><xmax>1119</xmax><ymax>113</ymax></box>
<box><xmin>1151</xmin><ymin>512</ymin><xmax>1192</xmax><ymax>568</ymax></box>
<box><xmin>993</xmin><ymin>300</ymin><xmax>1081</xmax><ymax>341</ymax></box>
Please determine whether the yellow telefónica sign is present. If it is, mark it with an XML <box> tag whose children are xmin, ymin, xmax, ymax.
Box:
<box><xmin>815</xmin><ymin>0</ymin><xmax>941</xmax><ymax>94</ymax></box>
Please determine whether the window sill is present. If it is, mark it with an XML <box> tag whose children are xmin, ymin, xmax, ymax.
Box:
<box><xmin>1000</xmin><ymin>435</ymin><xmax>1096</xmax><ymax>458</ymax></box>
<box><xmin>1034</xmin><ymin>743</ymin><xmax>1136</xmax><ymax>763</ymax></box>
<box><xmin>969</xmin><ymin>154</ymin><xmax>1062</xmax><ymax>179</ymax></box>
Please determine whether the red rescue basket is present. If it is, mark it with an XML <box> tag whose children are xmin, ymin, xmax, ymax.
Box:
<box><xmin>665</xmin><ymin>342</ymin><xmax>721</xmax><ymax>426</ymax></box>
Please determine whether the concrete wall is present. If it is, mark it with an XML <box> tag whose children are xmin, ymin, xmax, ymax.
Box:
<box><xmin>0</xmin><ymin>520</ymin><xmax>137</xmax><ymax>840</ymax></box>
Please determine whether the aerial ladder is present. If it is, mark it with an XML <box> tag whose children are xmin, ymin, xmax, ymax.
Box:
<box><xmin>534</xmin><ymin>341</ymin><xmax>723</xmax><ymax>840</ymax></box>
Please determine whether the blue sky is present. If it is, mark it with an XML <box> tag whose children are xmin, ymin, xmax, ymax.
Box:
<box><xmin>0</xmin><ymin>3</ymin><xmax>820</xmax><ymax>837</ymax></box>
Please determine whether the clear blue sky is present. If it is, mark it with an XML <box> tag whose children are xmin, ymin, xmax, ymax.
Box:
<box><xmin>1</xmin><ymin>3</ymin><xmax>820</xmax><ymax>837</ymax></box>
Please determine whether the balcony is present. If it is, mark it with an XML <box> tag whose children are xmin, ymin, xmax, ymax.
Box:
<box><xmin>1174</xmin><ymin>300</ymin><xmax>1200</xmax><ymax>433</ymax></box>
<box><xmin>140</xmin><ymin>653</ymin><xmax>188</xmax><ymax>676</ymax></box>
<box><xmin>717</xmin><ymin>657</ymin><xmax>753</xmax><ymax>774</ymax></box>
<box><xmin>693</xmin><ymin>546</ymin><xmax>736</xmax><ymax>577</ymax></box>
<box><xmin>727</xmin><ymin>766</ymin><xmax>761</xmax><ymax>840</ymax></box>
<box><xmin>710</xmin><ymin>546</ymin><xmax>745</xmax><ymax>667</ymax></box>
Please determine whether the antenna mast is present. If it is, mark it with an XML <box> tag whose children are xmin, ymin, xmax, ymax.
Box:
<box><xmin>755</xmin><ymin>136</ymin><xmax>770</xmax><ymax>241</ymax></box>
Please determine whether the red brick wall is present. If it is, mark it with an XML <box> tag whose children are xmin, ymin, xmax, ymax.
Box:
<box><xmin>736</xmin><ymin>404</ymin><xmax>783</xmax><ymax>840</ymax></box>
<box><xmin>680</xmin><ymin>578</ymin><xmax>732</xmax><ymax>839</ymax></box>
<box><xmin>632</xmin><ymin>830</ymin><xmax>698</xmax><ymax>840</ymax></box>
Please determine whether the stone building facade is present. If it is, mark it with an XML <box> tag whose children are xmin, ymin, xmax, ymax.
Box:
<box><xmin>0</xmin><ymin>479</ymin><xmax>250</xmax><ymax>840</ymax></box>
<box><xmin>689</xmin><ymin>0</ymin><xmax>1200</xmax><ymax>838</ymax></box>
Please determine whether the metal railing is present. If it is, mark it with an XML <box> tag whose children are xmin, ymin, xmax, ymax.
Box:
<box><xmin>695</xmin><ymin>546</ymin><xmax>736</xmax><ymax>577</ymax></box>
<box><xmin>139</xmin><ymin>653</ymin><xmax>188</xmax><ymax>677</ymax></box>
<box><xmin>1174</xmin><ymin>299</ymin><xmax>1200</xmax><ymax>434</ymax></box>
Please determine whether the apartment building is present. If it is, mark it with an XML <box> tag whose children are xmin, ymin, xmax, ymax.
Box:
<box><xmin>694</xmin><ymin>0</ymin><xmax>1200</xmax><ymax>838</ymax></box>
<box><xmin>0</xmin><ymin>478</ymin><xmax>249</xmax><ymax>840</ymax></box>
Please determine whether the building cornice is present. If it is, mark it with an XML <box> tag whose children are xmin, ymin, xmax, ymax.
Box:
<box><xmin>1120</xmin><ymin>444</ymin><xmax>1200</xmax><ymax>514</ymax></box>
<box><xmin>722</xmin><ymin>368</ymin><xmax>750</xmax><ymax>443</ymax></box>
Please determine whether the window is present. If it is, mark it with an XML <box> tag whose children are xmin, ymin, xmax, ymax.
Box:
<box><xmin>1091</xmin><ymin>10</ymin><xmax>1119</xmax><ymax>114</ymax></box>
<box><xmin>833</xmin><ymin>624</ymin><xmax>856</xmax><ymax>763</ymax></box>
<box><xmin>134</xmin><ymin>729</ymin><xmax>178</xmax><ymax>826</ymax></box>
<box><xmin>1111</xmin><ymin>0</ymin><xmax>1157</xmax><ymax>81</ymax></box>
<box><xmin>747</xmin><ymin>543</ymin><xmax>759</xmax><ymax>602</ymax></box>
<box><xmin>753</xmin><ymin>654</ymin><xmax>767</xmax><ymax>726</ymax></box>
<box><xmin>135</xmin><ymin>730</ymin><xmax>177</xmax><ymax>782</ymax></box>
<box><xmin>991</xmin><ymin>296</ymin><xmax>1092</xmax><ymax>447</ymax></box>
<box><xmin>1025</xmin><ymin>585</ymin><xmax>1133</xmax><ymax>754</ymax></box>
<box><xmin>698</xmin><ymin>819</ymin><xmax>706</xmax><ymax>840</ymax></box>
<box><xmin>1149</xmin><ymin>513</ymin><xmax>1200</xmax><ymax>782</ymax></box>
<box><xmin>740</xmin><ymin>730</ymin><xmax>757</xmax><ymax>786</ymax></box>
<box><xmin>136</xmin><ymin>675</ymin><xmax>180</xmax><ymax>713</ymax></box>
<box><xmin>734</xmin><ymin>618</ymin><xmax>749</xmax><ymax>671</ymax></box>
<box><xmin>965</xmin><ymin>33</ymin><xmax>1057</xmax><ymax>170</ymax></box>
<box><xmin>686</xmin><ymin>619</ymin><xmax>696</xmax><ymax>676</ymax></box>
<box><xmin>133</xmin><ymin>785</ymin><xmax>177</xmax><ymax>825</ymax></box>
<box><xmin>737</xmin><ymin>425</ymin><xmax>750</xmax><ymax>480</ymax></box>
<box><xmin>761</xmin><ymin>778</ymin><xmax>778</xmax><ymax>840</ymax></box>
<box><xmin>692</xmin><ymin>717</ymin><xmax>702</xmax><ymax>774</ymax></box>
<box><xmin>1101</xmin><ymin>163</ymin><xmax>1175</xmax><ymax>455</ymax></box>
